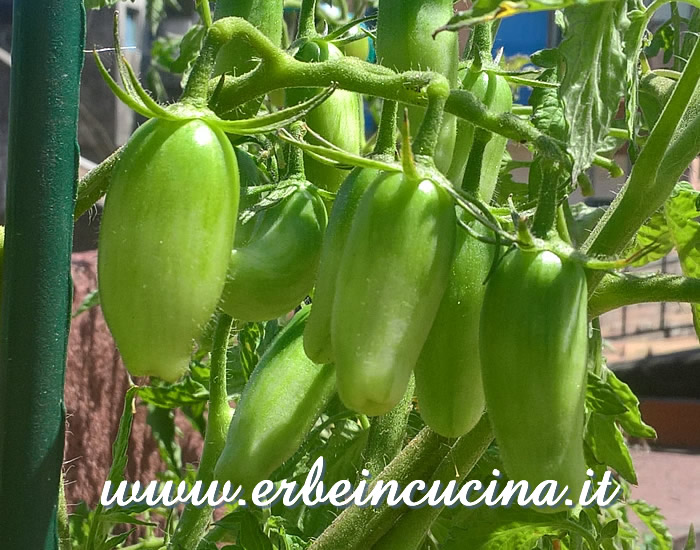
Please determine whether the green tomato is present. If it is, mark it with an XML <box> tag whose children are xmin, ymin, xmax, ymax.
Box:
<box><xmin>98</xmin><ymin>117</ymin><xmax>239</xmax><ymax>381</ymax></box>
<box><xmin>447</xmin><ymin>69</ymin><xmax>513</xmax><ymax>199</ymax></box>
<box><xmin>303</xmin><ymin>166</ymin><xmax>379</xmax><ymax>364</ymax></box>
<box><xmin>479</xmin><ymin>248</ymin><xmax>588</xmax><ymax>509</ymax></box>
<box><xmin>332</xmin><ymin>171</ymin><xmax>456</xmax><ymax>416</ymax></box>
<box><xmin>214</xmin><ymin>306</ymin><xmax>336</xmax><ymax>492</ymax></box>
<box><xmin>286</xmin><ymin>40</ymin><xmax>364</xmax><ymax>192</ymax></box>
<box><xmin>219</xmin><ymin>179</ymin><xmax>328</xmax><ymax>322</ymax></box>
<box><xmin>376</xmin><ymin>0</ymin><xmax>459</xmax><ymax>173</ymax></box>
<box><xmin>415</xmin><ymin>219</ymin><xmax>496</xmax><ymax>438</ymax></box>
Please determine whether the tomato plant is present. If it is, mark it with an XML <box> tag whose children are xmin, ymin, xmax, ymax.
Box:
<box><xmin>5</xmin><ymin>0</ymin><xmax>700</xmax><ymax>549</ymax></box>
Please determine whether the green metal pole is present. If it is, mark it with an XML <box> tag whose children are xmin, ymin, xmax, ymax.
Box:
<box><xmin>0</xmin><ymin>1</ymin><xmax>85</xmax><ymax>548</ymax></box>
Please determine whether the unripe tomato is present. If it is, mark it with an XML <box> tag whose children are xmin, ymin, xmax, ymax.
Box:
<box><xmin>448</xmin><ymin>69</ymin><xmax>513</xmax><ymax>198</ymax></box>
<box><xmin>415</xmin><ymin>219</ymin><xmax>496</xmax><ymax>438</ymax></box>
<box><xmin>376</xmin><ymin>0</ymin><xmax>459</xmax><ymax>173</ymax></box>
<box><xmin>214</xmin><ymin>306</ymin><xmax>336</xmax><ymax>491</ymax></box>
<box><xmin>286</xmin><ymin>40</ymin><xmax>364</xmax><ymax>192</ymax></box>
<box><xmin>332</xmin><ymin>171</ymin><xmax>456</xmax><ymax>416</ymax></box>
<box><xmin>219</xmin><ymin>179</ymin><xmax>328</xmax><ymax>322</ymax></box>
<box><xmin>98</xmin><ymin>118</ymin><xmax>239</xmax><ymax>382</ymax></box>
<box><xmin>479</xmin><ymin>248</ymin><xmax>588</xmax><ymax>508</ymax></box>
<box><xmin>303</xmin><ymin>166</ymin><xmax>379</xmax><ymax>364</ymax></box>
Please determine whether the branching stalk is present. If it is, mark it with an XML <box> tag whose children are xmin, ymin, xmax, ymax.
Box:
<box><xmin>169</xmin><ymin>313</ymin><xmax>233</xmax><ymax>550</ymax></box>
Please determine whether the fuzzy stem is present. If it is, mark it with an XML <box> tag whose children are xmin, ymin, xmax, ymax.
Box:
<box><xmin>285</xmin><ymin>122</ymin><xmax>307</xmax><ymax>179</ymax></box>
<box><xmin>588</xmin><ymin>273</ymin><xmax>700</xmax><ymax>319</ymax></box>
<box><xmin>373</xmin><ymin>100</ymin><xmax>398</xmax><ymax>159</ymax></box>
<box><xmin>412</xmin><ymin>81</ymin><xmax>450</xmax><ymax>159</ymax></box>
<box><xmin>372</xmin><ymin>416</ymin><xmax>494</xmax><ymax>550</ymax></box>
<box><xmin>297</xmin><ymin>0</ymin><xmax>318</xmax><ymax>39</ymax></box>
<box><xmin>309</xmin><ymin>427</ymin><xmax>452</xmax><ymax>550</ymax></box>
<box><xmin>361</xmin><ymin>375</ymin><xmax>415</xmax><ymax>478</ymax></box>
<box><xmin>169</xmin><ymin>313</ymin><xmax>233</xmax><ymax>550</ymax></box>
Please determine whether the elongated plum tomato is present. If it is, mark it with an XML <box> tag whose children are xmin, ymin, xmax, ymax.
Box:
<box><xmin>479</xmin><ymin>249</ymin><xmax>588</xmax><ymax>510</ymax></box>
<box><xmin>98</xmin><ymin>118</ymin><xmax>239</xmax><ymax>382</ymax></box>
<box><xmin>214</xmin><ymin>306</ymin><xmax>336</xmax><ymax>492</ymax></box>
<box><xmin>219</xmin><ymin>180</ymin><xmax>327</xmax><ymax>322</ymax></box>
<box><xmin>332</xmin><ymin>172</ymin><xmax>456</xmax><ymax>415</ymax></box>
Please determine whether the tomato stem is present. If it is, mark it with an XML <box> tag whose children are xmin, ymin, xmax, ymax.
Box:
<box><xmin>412</xmin><ymin>81</ymin><xmax>450</xmax><ymax>159</ymax></box>
<box><xmin>297</xmin><ymin>0</ymin><xmax>318</xmax><ymax>39</ymax></box>
<box><xmin>169</xmin><ymin>313</ymin><xmax>234</xmax><ymax>550</ymax></box>
<box><xmin>373</xmin><ymin>100</ymin><xmax>398</xmax><ymax>160</ymax></box>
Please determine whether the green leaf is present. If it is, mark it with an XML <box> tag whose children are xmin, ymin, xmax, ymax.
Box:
<box><xmin>585</xmin><ymin>412</ymin><xmax>637</xmax><ymax>484</ymax></box>
<box><xmin>240</xmin><ymin>511</ymin><xmax>274</xmax><ymax>550</ymax></box>
<box><xmin>664</xmin><ymin>182</ymin><xmax>700</xmax><ymax>339</ymax></box>
<box><xmin>146</xmin><ymin>405</ymin><xmax>183</xmax><ymax>473</ymax></box>
<box><xmin>529</xmin><ymin>66</ymin><xmax>567</xmax><ymax>142</ymax></box>
<box><xmin>443</xmin><ymin>507</ymin><xmax>594</xmax><ymax>550</ymax></box>
<box><xmin>558</xmin><ymin>1</ymin><xmax>628</xmax><ymax>181</ymax></box>
<box><xmin>138</xmin><ymin>375</ymin><xmax>210</xmax><ymax>408</ymax></box>
<box><xmin>604</xmin><ymin>367</ymin><xmax>656</xmax><ymax>439</ymax></box>
<box><xmin>586</xmin><ymin>372</ymin><xmax>628</xmax><ymax>416</ymax></box>
<box><xmin>436</xmin><ymin>0</ymin><xmax>617</xmax><ymax>32</ymax></box>
<box><xmin>629</xmin><ymin>209</ymin><xmax>674</xmax><ymax>266</ymax></box>
<box><xmin>600</xmin><ymin>519</ymin><xmax>619</xmax><ymax>539</ymax></box>
<box><xmin>628</xmin><ymin>500</ymin><xmax>673</xmax><ymax>549</ymax></box>
<box><xmin>72</xmin><ymin>289</ymin><xmax>100</xmax><ymax>318</ymax></box>
<box><xmin>685</xmin><ymin>524</ymin><xmax>697</xmax><ymax>550</ymax></box>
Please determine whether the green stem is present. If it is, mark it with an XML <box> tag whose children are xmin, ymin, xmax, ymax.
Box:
<box><xmin>198</xmin><ymin>0</ymin><xmax>213</xmax><ymax>28</ymax></box>
<box><xmin>74</xmin><ymin>146</ymin><xmax>121</xmax><ymax>219</ymax></box>
<box><xmin>582</xmin><ymin>38</ymin><xmax>700</xmax><ymax>292</ymax></box>
<box><xmin>309</xmin><ymin>427</ymin><xmax>452</xmax><ymax>550</ymax></box>
<box><xmin>469</xmin><ymin>23</ymin><xmax>492</xmax><ymax>63</ymax></box>
<box><xmin>372</xmin><ymin>416</ymin><xmax>494</xmax><ymax>550</ymax></box>
<box><xmin>58</xmin><ymin>474</ymin><xmax>71</xmax><ymax>550</ymax></box>
<box><xmin>588</xmin><ymin>273</ymin><xmax>700</xmax><ymax>318</ymax></box>
<box><xmin>285</xmin><ymin>122</ymin><xmax>306</xmax><ymax>179</ymax></box>
<box><xmin>412</xmin><ymin>81</ymin><xmax>450</xmax><ymax>159</ymax></box>
<box><xmin>373</xmin><ymin>100</ymin><xmax>398</xmax><ymax>159</ymax></box>
<box><xmin>207</xmin><ymin>19</ymin><xmax>558</xmax><ymax>160</ymax></box>
<box><xmin>461</xmin><ymin>130</ymin><xmax>487</xmax><ymax>195</ymax></box>
<box><xmin>297</xmin><ymin>0</ymin><xmax>318</xmax><ymax>39</ymax></box>
<box><xmin>362</xmin><ymin>375</ymin><xmax>415</xmax><ymax>478</ymax></box>
<box><xmin>531</xmin><ymin>158</ymin><xmax>559</xmax><ymax>239</ymax></box>
<box><xmin>169</xmin><ymin>313</ymin><xmax>233</xmax><ymax>550</ymax></box>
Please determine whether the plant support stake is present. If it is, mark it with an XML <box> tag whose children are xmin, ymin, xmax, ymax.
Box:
<box><xmin>0</xmin><ymin>1</ymin><xmax>85</xmax><ymax>548</ymax></box>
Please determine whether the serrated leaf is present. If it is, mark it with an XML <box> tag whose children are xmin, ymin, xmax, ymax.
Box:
<box><xmin>603</xmin><ymin>367</ymin><xmax>656</xmax><ymax>439</ymax></box>
<box><xmin>628</xmin><ymin>500</ymin><xmax>673</xmax><ymax>549</ymax></box>
<box><xmin>664</xmin><ymin>182</ymin><xmax>700</xmax><ymax>340</ymax></box>
<box><xmin>530</xmin><ymin>67</ymin><xmax>567</xmax><ymax>142</ymax></box>
<box><xmin>586</xmin><ymin>413</ymin><xmax>638</xmax><ymax>484</ymax></box>
<box><xmin>444</xmin><ymin>507</ymin><xmax>590</xmax><ymax>550</ymax></box>
<box><xmin>146</xmin><ymin>404</ymin><xmax>182</xmax><ymax>472</ymax></box>
<box><xmin>629</xmin><ymin>209</ymin><xmax>674</xmax><ymax>266</ymax></box>
<box><xmin>559</xmin><ymin>1</ymin><xmax>628</xmax><ymax>181</ymax></box>
<box><xmin>138</xmin><ymin>376</ymin><xmax>210</xmax><ymax>408</ymax></box>
<box><xmin>437</xmin><ymin>0</ymin><xmax>617</xmax><ymax>32</ymax></box>
<box><xmin>586</xmin><ymin>372</ymin><xmax>628</xmax><ymax>416</ymax></box>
